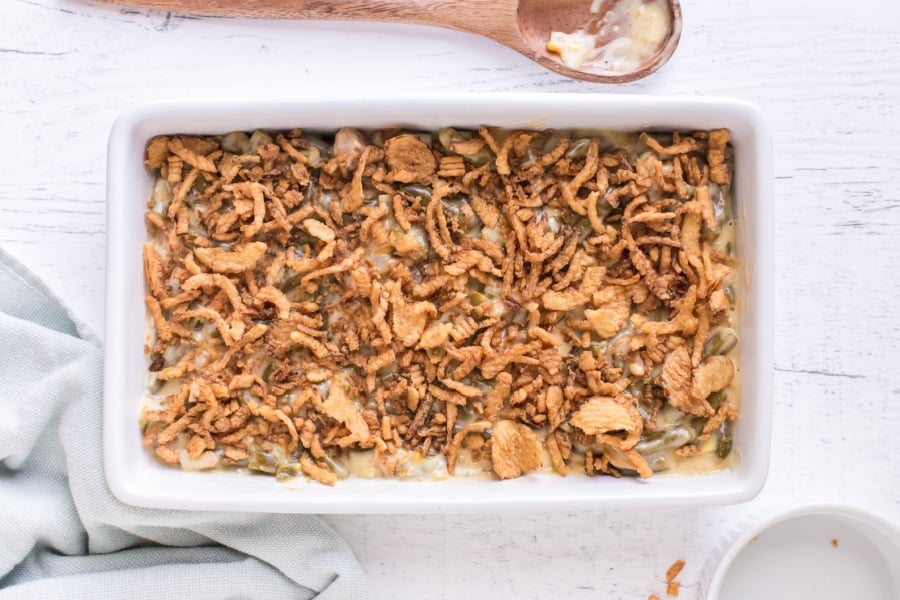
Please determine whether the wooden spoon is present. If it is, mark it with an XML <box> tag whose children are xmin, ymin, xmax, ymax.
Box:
<box><xmin>100</xmin><ymin>0</ymin><xmax>681</xmax><ymax>83</ymax></box>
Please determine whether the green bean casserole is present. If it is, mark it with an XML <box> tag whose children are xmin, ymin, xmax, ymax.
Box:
<box><xmin>141</xmin><ymin>126</ymin><xmax>739</xmax><ymax>484</ymax></box>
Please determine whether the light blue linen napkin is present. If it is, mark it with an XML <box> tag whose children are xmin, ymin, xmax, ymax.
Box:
<box><xmin>0</xmin><ymin>248</ymin><xmax>370</xmax><ymax>599</ymax></box>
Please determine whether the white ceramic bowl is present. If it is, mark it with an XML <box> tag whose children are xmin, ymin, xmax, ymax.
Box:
<box><xmin>104</xmin><ymin>94</ymin><xmax>774</xmax><ymax>513</ymax></box>
<box><xmin>701</xmin><ymin>504</ymin><xmax>900</xmax><ymax>600</ymax></box>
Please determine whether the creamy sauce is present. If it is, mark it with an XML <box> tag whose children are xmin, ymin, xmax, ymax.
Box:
<box><xmin>547</xmin><ymin>0</ymin><xmax>671</xmax><ymax>71</ymax></box>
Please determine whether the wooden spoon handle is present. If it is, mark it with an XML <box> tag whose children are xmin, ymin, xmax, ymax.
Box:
<box><xmin>99</xmin><ymin>0</ymin><xmax>512</xmax><ymax>33</ymax></box>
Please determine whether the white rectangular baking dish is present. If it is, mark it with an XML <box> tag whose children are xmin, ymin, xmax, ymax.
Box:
<box><xmin>104</xmin><ymin>94</ymin><xmax>773</xmax><ymax>513</ymax></box>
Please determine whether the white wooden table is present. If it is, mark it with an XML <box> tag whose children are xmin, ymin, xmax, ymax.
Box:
<box><xmin>2</xmin><ymin>1</ymin><xmax>899</xmax><ymax>597</ymax></box>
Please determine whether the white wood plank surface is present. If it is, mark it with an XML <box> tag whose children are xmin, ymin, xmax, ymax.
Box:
<box><xmin>1</xmin><ymin>0</ymin><xmax>898</xmax><ymax>597</ymax></box>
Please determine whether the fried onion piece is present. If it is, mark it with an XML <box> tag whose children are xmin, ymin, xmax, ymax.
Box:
<box><xmin>479</xmin><ymin>342</ymin><xmax>541</xmax><ymax>380</ymax></box>
<box><xmin>385</xmin><ymin>134</ymin><xmax>436</xmax><ymax>183</ymax></box>
<box><xmin>692</xmin><ymin>355</ymin><xmax>735</xmax><ymax>402</ymax></box>
<box><xmin>700</xmin><ymin>401</ymin><xmax>739</xmax><ymax>439</ymax></box>
<box><xmin>441</xmin><ymin>378</ymin><xmax>483</xmax><ymax>398</ymax></box>
<box><xmin>585</xmin><ymin>286</ymin><xmax>630</xmax><ymax>338</ymax></box>
<box><xmin>256</xmin><ymin>285</ymin><xmax>291</xmax><ymax>320</ymax></box>
<box><xmin>322</xmin><ymin>378</ymin><xmax>370</xmax><ymax>445</ymax></box>
<box><xmin>300</xmin><ymin>454</ymin><xmax>337</xmax><ymax>486</ymax></box>
<box><xmin>145</xmin><ymin>296</ymin><xmax>171</xmax><ymax>343</ymax></box>
<box><xmin>417</xmin><ymin>322</ymin><xmax>453</xmax><ymax>349</ymax></box>
<box><xmin>666</xmin><ymin>559</ymin><xmax>685</xmax><ymax>583</ymax></box>
<box><xmin>446</xmin><ymin>420</ymin><xmax>491</xmax><ymax>476</ymax></box>
<box><xmin>345</xmin><ymin>145</ymin><xmax>371</xmax><ymax>212</ymax></box>
<box><xmin>631</xmin><ymin>286</ymin><xmax>699</xmax><ymax>337</ymax></box>
<box><xmin>181</xmin><ymin>273</ymin><xmax>243</xmax><ymax>313</ymax></box>
<box><xmin>193</xmin><ymin>242</ymin><xmax>267</xmax><ymax>274</ymax></box>
<box><xmin>707</xmin><ymin>129</ymin><xmax>731</xmax><ymax>185</ymax></box>
<box><xmin>484</xmin><ymin>372</ymin><xmax>512</xmax><ymax>422</ymax></box>
<box><xmin>301</xmin><ymin>247</ymin><xmax>365</xmax><ymax>284</ymax></box>
<box><xmin>569</xmin><ymin>396</ymin><xmax>643</xmax><ymax>450</ymax></box>
<box><xmin>302</xmin><ymin>218</ymin><xmax>336</xmax><ymax>242</ymax></box>
<box><xmin>709</xmin><ymin>287</ymin><xmax>729</xmax><ymax>315</ymax></box>
<box><xmin>169</xmin><ymin>137</ymin><xmax>217</xmax><ymax>172</ymax></box>
<box><xmin>142</xmin><ymin>243</ymin><xmax>168</xmax><ymax>300</ymax></box>
<box><xmin>545</xmin><ymin>431</ymin><xmax>568</xmax><ymax>476</ymax></box>
<box><xmin>622</xmin><ymin>449</ymin><xmax>654</xmax><ymax>479</ymax></box>
<box><xmin>145</xmin><ymin>136</ymin><xmax>170</xmax><ymax>169</ymax></box>
<box><xmin>661</xmin><ymin>346</ymin><xmax>713</xmax><ymax>417</ymax></box>
<box><xmin>642</xmin><ymin>134</ymin><xmax>702</xmax><ymax>156</ymax></box>
<box><xmin>666</xmin><ymin>581</ymin><xmax>681</xmax><ymax>597</ymax></box>
<box><xmin>156</xmin><ymin>349</ymin><xmax>195</xmax><ymax>381</ymax></box>
<box><xmin>388</xmin><ymin>284</ymin><xmax>436</xmax><ymax>348</ymax></box>
<box><xmin>541</xmin><ymin>288</ymin><xmax>589</xmax><ymax>312</ymax></box>
<box><xmin>490</xmin><ymin>419</ymin><xmax>543</xmax><ymax>480</ymax></box>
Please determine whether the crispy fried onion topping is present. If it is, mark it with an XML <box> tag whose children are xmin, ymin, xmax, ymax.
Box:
<box><xmin>490</xmin><ymin>419</ymin><xmax>544</xmax><ymax>480</ymax></box>
<box><xmin>140</xmin><ymin>128</ymin><xmax>737</xmax><ymax>482</ymax></box>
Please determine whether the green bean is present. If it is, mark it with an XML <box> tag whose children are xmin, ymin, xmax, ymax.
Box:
<box><xmin>261</xmin><ymin>362</ymin><xmax>275</xmax><ymax>382</ymax></box>
<box><xmin>595</xmin><ymin>198</ymin><xmax>613</xmax><ymax>222</ymax></box>
<box><xmin>304</xmin><ymin>135</ymin><xmax>333</xmax><ymax>157</ymax></box>
<box><xmin>691</xmin><ymin>416</ymin><xmax>707</xmax><ymax>436</ymax></box>
<box><xmin>303</xmin><ymin>179</ymin><xmax>318</xmax><ymax>204</ymax></box>
<box><xmin>542</xmin><ymin>131</ymin><xmax>567</xmax><ymax>154</ymax></box>
<box><xmin>716</xmin><ymin>420</ymin><xmax>734</xmax><ymax>459</ymax></box>
<box><xmin>221</xmin><ymin>131</ymin><xmax>250</xmax><ymax>154</ymax></box>
<box><xmin>426</xmin><ymin>346</ymin><xmax>446</xmax><ymax>362</ymax></box>
<box><xmin>322</xmin><ymin>455</ymin><xmax>349</xmax><ymax>479</ymax></box>
<box><xmin>627</xmin><ymin>380</ymin><xmax>645</xmax><ymax>402</ymax></box>
<box><xmin>707</xmin><ymin>390</ymin><xmax>726</xmax><ymax>410</ymax></box>
<box><xmin>635</xmin><ymin>424</ymin><xmax>694</xmax><ymax>455</ymax></box>
<box><xmin>573</xmin><ymin>215</ymin><xmax>593</xmax><ymax>241</ymax></box>
<box><xmin>281</xmin><ymin>273</ymin><xmax>303</xmax><ymax>293</ymax></box>
<box><xmin>305</xmin><ymin>145</ymin><xmax>321</xmax><ymax>167</ymax></box>
<box><xmin>646</xmin><ymin>307</ymin><xmax>669</xmax><ymax>322</ymax></box>
<box><xmin>192</xmin><ymin>176</ymin><xmax>209</xmax><ymax>194</ymax></box>
<box><xmin>639</xmin><ymin>132</ymin><xmax>671</xmax><ymax>153</ymax></box>
<box><xmin>438</xmin><ymin>127</ymin><xmax>491</xmax><ymax>165</ymax></box>
<box><xmin>249</xmin><ymin>446</ymin><xmax>281</xmax><ymax>474</ymax></box>
<box><xmin>151</xmin><ymin>178</ymin><xmax>171</xmax><ymax>209</ymax></box>
<box><xmin>723</xmin><ymin>285</ymin><xmax>736</xmax><ymax>305</ymax></box>
<box><xmin>463</xmin><ymin>148</ymin><xmax>491</xmax><ymax>167</ymax></box>
<box><xmin>403</xmin><ymin>184</ymin><xmax>432</xmax><ymax>201</ymax></box>
<box><xmin>519</xmin><ymin>146</ymin><xmax>538</xmax><ymax>170</ymax></box>
<box><xmin>702</xmin><ymin>328</ymin><xmax>738</xmax><ymax>360</ymax></box>
<box><xmin>565</xmin><ymin>138</ymin><xmax>593</xmax><ymax>159</ymax></box>
<box><xmin>700</xmin><ymin>225</ymin><xmax>719</xmax><ymax>243</ymax></box>
<box><xmin>275</xmin><ymin>463</ymin><xmax>303</xmax><ymax>482</ymax></box>
<box><xmin>438</xmin><ymin>127</ymin><xmax>468</xmax><ymax>151</ymax></box>
<box><xmin>248</xmin><ymin>130</ymin><xmax>273</xmax><ymax>154</ymax></box>
<box><xmin>647</xmin><ymin>454</ymin><xmax>673</xmax><ymax>473</ymax></box>
<box><xmin>362</xmin><ymin>182</ymin><xmax>378</xmax><ymax>202</ymax></box>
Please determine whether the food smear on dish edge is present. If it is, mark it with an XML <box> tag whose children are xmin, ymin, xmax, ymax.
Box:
<box><xmin>141</xmin><ymin>125</ymin><xmax>738</xmax><ymax>485</ymax></box>
<box><xmin>547</xmin><ymin>0</ymin><xmax>672</xmax><ymax>71</ymax></box>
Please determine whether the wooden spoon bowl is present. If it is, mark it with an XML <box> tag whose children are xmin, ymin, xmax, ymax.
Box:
<box><xmin>99</xmin><ymin>0</ymin><xmax>682</xmax><ymax>83</ymax></box>
<box><xmin>516</xmin><ymin>0</ymin><xmax>682</xmax><ymax>82</ymax></box>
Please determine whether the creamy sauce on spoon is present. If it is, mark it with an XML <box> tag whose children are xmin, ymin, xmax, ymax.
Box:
<box><xmin>547</xmin><ymin>0</ymin><xmax>671</xmax><ymax>71</ymax></box>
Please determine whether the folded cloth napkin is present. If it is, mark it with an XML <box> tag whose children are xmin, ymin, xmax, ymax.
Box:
<box><xmin>0</xmin><ymin>248</ymin><xmax>370</xmax><ymax>599</ymax></box>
